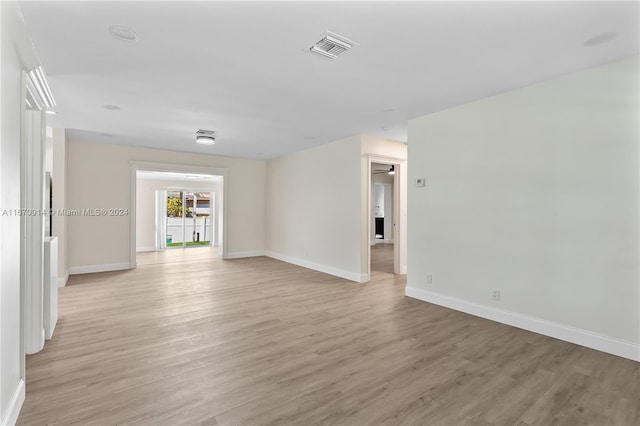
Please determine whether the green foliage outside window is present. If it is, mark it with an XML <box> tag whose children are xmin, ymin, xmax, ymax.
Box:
<box><xmin>167</xmin><ymin>196</ymin><xmax>183</xmax><ymax>217</ymax></box>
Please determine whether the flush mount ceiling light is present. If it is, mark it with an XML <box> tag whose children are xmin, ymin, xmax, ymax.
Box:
<box><xmin>584</xmin><ymin>31</ymin><xmax>618</xmax><ymax>46</ymax></box>
<box><xmin>109</xmin><ymin>25</ymin><xmax>139</xmax><ymax>42</ymax></box>
<box><xmin>309</xmin><ymin>31</ymin><xmax>357</xmax><ymax>60</ymax></box>
<box><xmin>25</xmin><ymin>65</ymin><xmax>56</xmax><ymax>111</ymax></box>
<box><xmin>195</xmin><ymin>129</ymin><xmax>216</xmax><ymax>145</ymax></box>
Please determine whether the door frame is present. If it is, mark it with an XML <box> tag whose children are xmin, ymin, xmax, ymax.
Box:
<box><xmin>365</xmin><ymin>155</ymin><xmax>407</xmax><ymax>278</ymax></box>
<box><xmin>129</xmin><ymin>161</ymin><xmax>228</xmax><ymax>268</ymax></box>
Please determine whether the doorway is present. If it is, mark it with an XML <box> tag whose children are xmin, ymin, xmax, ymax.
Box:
<box><xmin>364</xmin><ymin>154</ymin><xmax>407</xmax><ymax>280</ymax></box>
<box><xmin>164</xmin><ymin>190</ymin><xmax>214</xmax><ymax>249</ymax></box>
<box><xmin>130</xmin><ymin>163</ymin><xmax>228</xmax><ymax>268</ymax></box>
<box><xmin>370</xmin><ymin>163</ymin><xmax>396</xmax><ymax>275</ymax></box>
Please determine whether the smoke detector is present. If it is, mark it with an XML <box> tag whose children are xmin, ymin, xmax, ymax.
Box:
<box><xmin>309</xmin><ymin>31</ymin><xmax>357</xmax><ymax>60</ymax></box>
<box><xmin>195</xmin><ymin>129</ymin><xmax>216</xmax><ymax>145</ymax></box>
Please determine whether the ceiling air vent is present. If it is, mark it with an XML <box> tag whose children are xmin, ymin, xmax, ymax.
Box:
<box><xmin>309</xmin><ymin>31</ymin><xmax>357</xmax><ymax>60</ymax></box>
<box><xmin>195</xmin><ymin>129</ymin><xmax>216</xmax><ymax>145</ymax></box>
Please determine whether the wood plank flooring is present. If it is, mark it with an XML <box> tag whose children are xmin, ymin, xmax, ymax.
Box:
<box><xmin>18</xmin><ymin>250</ymin><xmax>640</xmax><ymax>425</ymax></box>
<box><xmin>371</xmin><ymin>243</ymin><xmax>394</xmax><ymax>275</ymax></box>
<box><xmin>136</xmin><ymin>246</ymin><xmax>219</xmax><ymax>266</ymax></box>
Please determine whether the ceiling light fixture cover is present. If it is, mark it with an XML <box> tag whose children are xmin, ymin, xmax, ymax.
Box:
<box><xmin>109</xmin><ymin>25</ymin><xmax>139</xmax><ymax>42</ymax></box>
<box><xmin>196</xmin><ymin>129</ymin><xmax>216</xmax><ymax>145</ymax></box>
<box><xmin>309</xmin><ymin>31</ymin><xmax>357</xmax><ymax>59</ymax></box>
<box><xmin>26</xmin><ymin>66</ymin><xmax>56</xmax><ymax>111</ymax></box>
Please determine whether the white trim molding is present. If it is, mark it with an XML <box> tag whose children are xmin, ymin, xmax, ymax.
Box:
<box><xmin>225</xmin><ymin>251</ymin><xmax>266</xmax><ymax>259</ymax></box>
<box><xmin>21</xmin><ymin>105</ymin><xmax>46</xmax><ymax>355</ymax></box>
<box><xmin>266</xmin><ymin>251</ymin><xmax>367</xmax><ymax>283</ymax></box>
<box><xmin>135</xmin><ymin>246</ymin><xmax>156</xmax><ymax>253</ymax></box>
<box><xmin>25</xmin><ymin>66</ymin><xmax>55</xmax><ymax>111</ymax></box>
<box><xmin>69</xmin><ymin>262</ymin><xmax>131</xmax><ymax>275</ymax></box>
<box><xmin>405</xmin><ymin>286</ymin><xmax>640</xmax><ymax>362</ymax></box>
<box><xmin>57</xmin><ymin>269</ymin><xmax>69</xmax><ymax>288</ymax></box>
<box><xmin>1</xmin><ymin>378</ymin><xmax>25</xmax><ymax>426</ymax></box>
<box><xmin>373</xmin><ymin>239</ymin><xmax>393</xmax><ymax>244</ymax></box>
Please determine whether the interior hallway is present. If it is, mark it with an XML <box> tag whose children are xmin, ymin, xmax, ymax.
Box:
<box><xmin>17</xmin><ymin>256</ymin><xmax>639</xmax><ymax>425</ymax></box>
<box><xmin>371</xmin><ymin>243</ymin><xmax>394</xmax><ymax>276</ymax></box>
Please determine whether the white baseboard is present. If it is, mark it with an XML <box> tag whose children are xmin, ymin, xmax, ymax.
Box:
<box><xmin>1</xmin><ymin>378</ymin><xmax>25</xmax><ymax>426</ymax></box>
<box><xmin>266</xmin><ymin>251</ymin><xmax>367</xmax><ymax>283</ymax></box>
<box><xmin>69</xmin><ymin>262</ymin><xmax>131</xmax><ymax>275</ymax></box>
<box><xmin>224</xmin><ymin>250</ymin><xmax>266</xmax><ymax>259</ymax></box>
<box><xmin>57</xmin><ymin>269</ymin><xmax>69</xmax><ymax>288</ymax></box>
<box><xmin>136</xmin><ymin>246</ymin><xmax>156</xmax><ymax>252</ymax></box>
<box><xmin>405</xmin><ymin>286</ymin><xmax>640</xmax><ymax>362</ymax></box>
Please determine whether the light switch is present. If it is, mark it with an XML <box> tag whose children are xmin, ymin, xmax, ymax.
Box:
<box><xmin>415</xmin><ymin>178</ymin><xmax>426</xmax><ymax>187</ymax></box>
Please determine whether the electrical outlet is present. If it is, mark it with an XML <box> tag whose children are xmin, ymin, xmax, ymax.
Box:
<box><xmin>492</xmin><ymin>289</ymin><xmax>500</xmax><ymax>301</ymax></box>
<box><xmin>427</xmin><ymin>274</ymin><xmax>432</xmax><ymax>284</ymax></box>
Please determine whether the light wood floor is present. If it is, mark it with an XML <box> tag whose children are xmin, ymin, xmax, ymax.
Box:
<box><xmin>371</xmin><ymin>243</ymin><xmax>394</xmax><ymax>275</ymax></box>
<box><xmin>18</xmin><ymin>254</ymin><xmax>639</xmax><ymax>425</ymax></box>
<box><xmin>136</xmin><ymin>246</ymin><xmax>219</xmax><ymax>266</ymax></box>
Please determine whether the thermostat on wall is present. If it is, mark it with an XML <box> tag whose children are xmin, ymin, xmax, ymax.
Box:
<box><xmin>415</xmin><ymin>178</ymin><xmax>426</xmax><ymax>187</ymax></box>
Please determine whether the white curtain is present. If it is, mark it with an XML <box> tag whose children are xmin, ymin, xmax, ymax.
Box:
<box><xmin>155</xmin><ymin>190</ymin><xmax>167</xmax><ymax>250</ymax></box>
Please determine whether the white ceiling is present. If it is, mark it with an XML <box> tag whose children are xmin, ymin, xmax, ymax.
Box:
<box><xmin>22</xmin><ymin>1</ymin><xmax>639</xmax><ymax>160</ymax></box>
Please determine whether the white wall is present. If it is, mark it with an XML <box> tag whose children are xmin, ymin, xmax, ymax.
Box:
<box><xmin>52</xmin><ymin>128</ymin><xmax>67</xmax><ymax>286</ymax></box>
<box><xmin>44</xmin><ymin>129</ymin><xmax>52</xmax><ymax>175</ymax></box>
<box><xmin>136</xmin><ymin>177</ymin><xmax>219</xmax><ymax>251</ymax></box>
<box><xmin>407</xmin><ymin>56</ymin><xmax>640</xmax><ymax>361</ymax></box>
<box><xmin>266</xmin><ymin>134</ymin><xmax>407</xmax><ymax>282</ymax></box>
<box><xmin>266</xmin><ymin>135</ymin><xmax>363</xmax><ymax>281</ymax></box>
<box><xmin>0</xmin><ymin>3</ymin><xmax>41</xmax><ymax>423</ymax></box>
<box><xmin>66</xmin><ymin>141</ymin><xmax>266</xmax><ymax>272</ymax></box>
<box><xmin>135</xmin><ymin>178</ymin><xmax>156</xmax><ymax>251</ymax></box>
<box><xmin>0</xmin><ymin>5</ymin><xmax>23</xmax><ymax>422</ymax></box>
